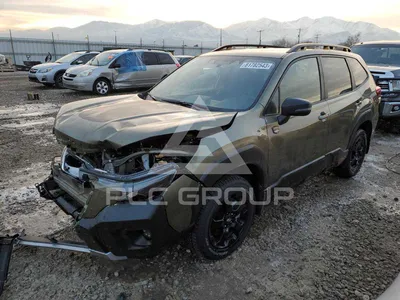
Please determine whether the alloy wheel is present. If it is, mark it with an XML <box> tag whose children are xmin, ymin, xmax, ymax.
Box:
<box><xmin>208</xmin><ymin>192</ymin><xmax>250</xmax><ymax>251</ymax></box>
<box><xmin>350</xmin><ymin>136</ymin><xmax>366</xmax><ymax>172</ymax></box>
<box><xmin>96</xmin><ymin>81</ymin><xmax>109</xmax><ymax>95</ymax></box>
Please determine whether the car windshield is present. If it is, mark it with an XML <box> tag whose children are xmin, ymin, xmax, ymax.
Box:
<box><xmin>55</xmin><ymin>53</ymin><xmax>83</xmax><ymax>63</ymax></box>
<box><xmin>149</xmin><ymin>55</ymin><xmax>280</xmax><ymax>111</ymax></box>
<box><xmin>88</xmin><ymin>52</ymin><xmax>120</xmax><ymax>66</ymax></box>
<box><xmin>352</xmin><ymin>44</ymin><xmax>400</xmax><ymax>66</ymax></box>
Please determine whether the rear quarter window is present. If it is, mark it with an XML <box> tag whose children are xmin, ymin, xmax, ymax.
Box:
<box><xmin>321</xmin><ymin>57</ymin><xmax>352</xmax><ymax>98</ymax></box>
<box><xmin>347</xmin><ymin>58</ymin><xmax>368</xmax><ymax>87</ymax></box>
<box><xmin>142</xmin><ymin>52</ymin><xmax>159</xmax><ymax>65</ymax></box>
<box><xmin>157</xmin><ymin>53</ymin><xmax>175</xmax><ymax>65</ymax></box>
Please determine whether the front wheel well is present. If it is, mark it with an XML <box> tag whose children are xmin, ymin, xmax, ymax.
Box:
<box><xmin>93</xmin><ymin>77</ymin><xmax>112</xmax><ymax>91</ymax></box>
<box><xmin>240</xmin><ymin>164</ymin><xmax>265</xmax><ymax>215</ymax></box>
<box><xmin>53</xmin><ymin>70</ymin><xmax>66</xmax><ymax>81</ymax></box>
<box><xmin>358</xmin><ymin>120</ymin><xmax>373</xmax><ymax>153</ymax></box>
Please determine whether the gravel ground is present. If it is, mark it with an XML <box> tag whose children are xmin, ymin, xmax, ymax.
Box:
<box><xmin>0</xmin><ymin>72</ymin><xmax>400</xmax><ymax>300</ymax></box>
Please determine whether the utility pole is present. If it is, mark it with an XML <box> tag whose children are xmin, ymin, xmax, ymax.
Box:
<box><xmin>162</xmin><ymin>39</ymin><xmax>165</xmax><ymax>49</ymax></box>
<box><xmin>257</xmin><ymin>30</ymin><xmax>264</xmax><ymax>45</ymax></box>
<box><xmin>297</xmin><ymin>28</ymin><xmax>301</xmax><ymax>44</ymax></box>
<box><xmin>246</xmin><ymin>37</ymin><xmax>248</xmax><ymax>44</ymax></box>
<box><xmin>182</xmin><ymin>40</ymin><xmax>185</xmax><ymax>55</ymax></box>
<box><xmin>114</xmin><ymin>30</ymin><xmax>117</xmax><ymax>47</ymax></box>
<box><xmin>140</xmin><ymin>38</ymin><xmax>143</xmax><ymax>48</ymax></box>
<box><xmin>315</xmin><ymin>34</ymin><xmax>320</xmax><ymax>43</ymax></box>
<box><xmin>86</xmin><ymin>35</ymin><xmax>90</xmax><ymax>51</ymax></box>
<box><xmin>220</xmin><ymin>29</ymin><xmax>223</xmax><ymax>46</ymax></box>
<box><xmin>200</xmin><ymin>41</ymin><xmax>203</xmax><ymax>54</ymax></box>
<box><xmin>51</xmin><ymin>32</ymin><xmax>57</xmax><ymax>60</ymax></box>
<box><xmin>9</xmin><ymin>29</ymin><xmax>16</xmax><ymax>66</ymax></box>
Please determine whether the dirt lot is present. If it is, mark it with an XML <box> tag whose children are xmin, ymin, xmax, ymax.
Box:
<box><xmin>0</xmin><ymin>72</ymin><xmax>399</xmax><ymax>300</ymax></box>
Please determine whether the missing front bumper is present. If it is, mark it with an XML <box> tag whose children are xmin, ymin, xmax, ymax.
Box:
<box><xmin>0</xmin><ymin>236</ymin><xmax>15</xmax><ymax>296</ymax></box>
<box><xmin>0</xmin><ymin>234</ymin><xmax>127</xmax><ymax>297</ymax></box>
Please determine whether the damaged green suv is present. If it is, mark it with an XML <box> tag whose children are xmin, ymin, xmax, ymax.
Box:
<box><xmin>37</xmin><ymin>43</ymin><xmax>379</xmax><ymax>261</ymax></box>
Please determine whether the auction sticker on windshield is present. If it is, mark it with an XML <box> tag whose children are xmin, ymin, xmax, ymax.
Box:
<box><xmin>240</xmin><ymin>62</ymin><xmax>274</xmax><ymax>69</ymax></box>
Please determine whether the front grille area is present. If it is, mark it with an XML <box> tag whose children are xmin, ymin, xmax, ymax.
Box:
<box><xmin>379</xmin><ymin>83</ymin><xmax>390</xmax><ymax>90</ymax></box>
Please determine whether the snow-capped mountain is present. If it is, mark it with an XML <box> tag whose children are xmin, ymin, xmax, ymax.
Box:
<box><xmin>1</xmin><ymin>17</ymin><xmax>399</xmax><ymax>47</ymax></box>
<box><xmin>225</xmin><ymin>16</ymin><xmax>400</xmax><ymax>44</ymax></box>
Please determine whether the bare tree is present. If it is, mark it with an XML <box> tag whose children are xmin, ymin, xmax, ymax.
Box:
<box><xmin>272</xmin><ymin>38</ymin><xmax>295</xmax><ymax>47</ymax></box>
<box><xmin>340</xmin><ymin>32</ymin><xmax>361</xmax><ymax>47</ymax></box>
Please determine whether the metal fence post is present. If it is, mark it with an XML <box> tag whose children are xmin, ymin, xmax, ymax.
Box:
<box><xmin>9</xmin><ymin>30</ymin><xmax>16</xmax><ymax>66</ymax></box>
<box><xmin>51</xmin><ymin>32</ymin><xmax>57</xmax><ymax>60</ymax></box>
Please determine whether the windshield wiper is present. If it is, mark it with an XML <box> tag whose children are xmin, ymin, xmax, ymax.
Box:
<box><xmin>147</xmin><ymin>94</ymin><xmax>206</xmax><ymax>110</ymax></box>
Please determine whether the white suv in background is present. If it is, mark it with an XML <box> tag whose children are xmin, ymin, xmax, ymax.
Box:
<box><xmin>63</xmin><ymin>49</ymin><xmax>180</xmax><ymax>95</ymax></box>
<box><xmin>28</xmin><ymin>51</ymin><xmax>99</xmax><ymax>88</ymax></box>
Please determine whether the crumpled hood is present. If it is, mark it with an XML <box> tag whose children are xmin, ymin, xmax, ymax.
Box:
<box><xmin>66</xmin><ymin>64</ymin><xmax>98</xmax><ymax>75</ymax></box>
<box><xmin>32</xmin><ymin>62</ymin><xmax>63</xmax><ymax>69</ymax></box>
<box><xmin>367</xmin><ymin>65</ymin><xmax>400</xmax><ymax>78</ymax></box>
<box><xmin>54</xmin><ymin>94</ymin><xmax>236</xmax><ymax>150</ymax></box>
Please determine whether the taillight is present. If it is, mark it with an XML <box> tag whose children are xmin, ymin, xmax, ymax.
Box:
<box><xmin>376</xmin><ymin>86</ymin><xmax>382</xmax><ymax>97</ymax></box>
<box><xmin>176</xmin><ymin>63</ymin><xmax>181</xmax><ymax>68</ymax></box>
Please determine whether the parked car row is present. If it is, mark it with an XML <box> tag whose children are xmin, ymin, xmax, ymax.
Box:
<box><xmin>28</xmin><ymin>41</ymin><xmax>399</xmax><ymax>121</ymax></box>
<box><xmin>29</xmin><ymin>49</ymin><xmax>181</xmax><ymax>95</ymax></box>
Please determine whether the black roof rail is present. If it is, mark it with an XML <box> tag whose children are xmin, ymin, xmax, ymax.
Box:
<box><xmin>212</xmin><ymin>44</ymin><xmax>285</xmax><ymax>52</ymax></box>
<box><xmin>288</xmin><ymin>43</ymin><xmax>351</xmax><ymax>53</ymax></box>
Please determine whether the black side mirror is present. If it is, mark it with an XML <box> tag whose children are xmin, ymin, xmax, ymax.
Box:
<box><xmin>277</xmin><ymin>98</ymin><xmax>312</xmax><ymax>125</ymax></box>
<box><xmin>113</xmin><ymin>64</ymin><xmax>121</xmax><ymax>69</ymax></box>
<box><xmin>138</xmin><ymin>91</ymin><xmax>148</xmax><ymax>99</ymax></box>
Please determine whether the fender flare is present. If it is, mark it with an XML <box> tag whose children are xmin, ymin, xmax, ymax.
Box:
<box><xmin>347</xmin><ymin>109</ymin><xmax>373</xmax><ymax>152</ymax></box>
<box><xmin>198</xmin><ymin>144</ymin><xmax>268</xmax><ymax>189</ymax></box>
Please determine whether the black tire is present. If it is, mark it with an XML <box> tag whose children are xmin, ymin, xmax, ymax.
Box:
<box><xmin>334</xmin><ymin>129</ymin><xmax>368</xmax><ymax>178</ymax></box>
<box><xmin>43</xmin><ymin>83</ymin><xmax>53</xmax><ymax>87</ymax></box>
<box><xmin>54</xmin><ymin>72</ymin><xmax>64</xmax><ymax>88</ymax></box>
<box><xmin>94</xmin><ymin>78</ymin><xmax>111</xmax><ymax>96</ymax></box>
<box><xmin>189</xmin><ymin>176</ymin><xmax>255</xmax><ymax>260</ymax></box>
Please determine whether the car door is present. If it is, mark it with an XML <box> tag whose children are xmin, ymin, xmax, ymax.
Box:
<box><xmin>265</xmin><ymin>57</ymin><xmax>330</xmax><ymax>187</ymax></box>
<box><xmin>321</xmin><ymin>56</ymin><xmax>362</xmax><ymax>153</ymax></box>
<box><xmin>156</xmin><ymin>53</ymin><xmax>177</xmax><ymax>76</ymax></box>
<box><xmin>140</xmin><ymin>52</ymin><xmax>163</xmax><ymax>86</ymax></box>
<box><xmin>112</xmin><ymin>53</ymin><xmax>133</xmax><ymax>89</ymax></box>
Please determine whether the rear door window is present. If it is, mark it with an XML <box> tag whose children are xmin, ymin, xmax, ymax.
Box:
<box><xmin>347</xmin><ymin>58</ymin><xmax>368</xmax><ymax>87</ymax></box>
<box><xmin>321</xmin><ymin>57</ymin><xmax>352</xmax><ymax>98</ymax></box>
<box><xmin>157</xmin><ymin>53</ymin><xmax>175</xmax><ymax>65</ymax></box>
<box><xmin>142</xmin><ymin>52</ymin><xmax>159</xmax><ymax>65</ymax></box>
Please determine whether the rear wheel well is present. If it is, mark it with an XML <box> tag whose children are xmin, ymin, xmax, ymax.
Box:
<box><xmin>358</xmin><ymin>120</ymin><xmax>373</xmax><ymax>153</ymax></box>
